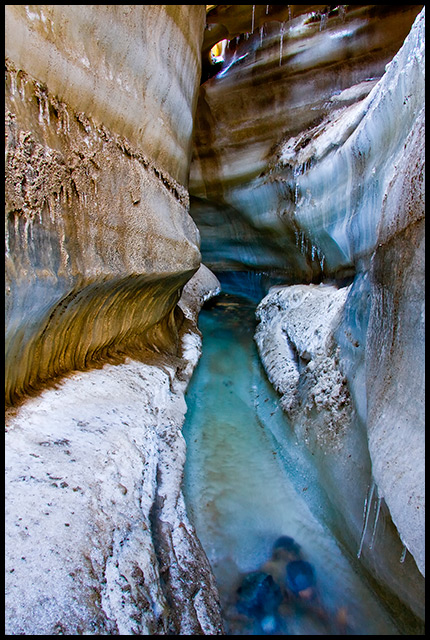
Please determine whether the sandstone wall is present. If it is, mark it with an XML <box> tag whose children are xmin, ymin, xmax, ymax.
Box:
<box><xmin>5</xmin><ymin>5</ymin><xmax>206</xmax><ymax>405</ymax></box>
<box><xmin>5</xmin><ymin>5</ymin><xmax>227</xmax><ymax>634</ymax></box>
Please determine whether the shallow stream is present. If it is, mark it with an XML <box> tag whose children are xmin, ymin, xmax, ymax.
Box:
<box><xmin>182</xmin><ymin>289</ymin><xmax>401</xmax><ymax>635</ymax></box>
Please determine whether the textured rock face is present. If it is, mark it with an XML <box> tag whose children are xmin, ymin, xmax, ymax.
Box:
<box><xmin>255</xmin><ymin>284</ymin><xmax>425</xmax><ymax>622</ymax></box>
<box><xmin>335</xmin><ymin>10</ymin><xmax>425</xmax><ymax>580</ymax></box>
<box><xmin>5</xmin><ymin>266</ymin><xmax>224</xmax><ymax>635</ymax></box>
<box><xmin>5</xmin><ymin>5</ymin><xmax>226</xmax><ymax>635</ymax></box>
<box><xmin>5</xmin><ymin>5</ymin><xmax>203</xmax><ymax>185</ymax></box>
<box><xmin>190</xmin><ymin>4</ymin><xmax>423</xmax><ymax>276</ymax></box>
<box><xmin>366</xmin><ymin>107</ymin><xmax>425</xmax><ymax>576</ymax></box>
<box><xmin>5</xmin><ymin>5</ymin><xmax>206</xmax><ymax>405</ymax></box>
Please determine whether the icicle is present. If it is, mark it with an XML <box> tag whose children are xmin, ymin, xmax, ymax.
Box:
<box><xmin>14</xmin><ymin>214</ymin><xmax>19</xmax><ymax>244</ymax></box>
<box><xmin>288</xmin><ymin>5</ymin><xmax>292</xmax><ymax>22</ymax></box>
<box><xmin>18</xmin><ymin>73</ymin><xmax>26</xmax><ymax>100</ymax></box>
<box><xmin>22</xmin><ymin>217</ymin><xmax>30</xmax><ymax>250</ymax></box>
<box><xmin>44</xmin><ymin>96</ymin><xmax>50</xmax><ymax>126</ymax></box>
<box><xmin>320</xmin><ymin>12</ymin><xmax>328</xmax><ymax>31</ymax></box>
<box><xmin>236</xmin><ymin>35</ymin><xmax>240</xmax><ymax>45</ymax></box>
<box><xmin>266</xmin><ymin>5</ymin><xmax>269</xmax><ymax>15</ymax></box>
<box><xmin>37</xmin><ymin>89</ymin><xmax>50</xmax><ymax>127</ymax></box>
<box><xmin>339</xmin><ymin>5</ymin><xmax>346</xmax><ymax>22</ymax></box>
<box><xmin>10</xmin><ymin>70</ymin><xmax>17</xmax><ymax>96</ymax></box>
<box><xmin>251</xmin><ymin>5</ymin><xmax>255</xmax><ymax>34</ymax></box>
<box><xmin>301</xmin><ymin>232</ymin><xmax>305</xmax><ymax>254</ymax></box>
<box><xmin>357</xmin><ymin>481</ymin><xmax>375</xmax><ymax>558</ymax></box>
<box><xmin>245</xmin><ymin>32</ymin><xmax>249</xmax><ymax>40</ymax></box>
<box><xmin>279</xmin><ymin>22</ymin><xmax>285</xmax><ymax>66</ymax></box>
<box><xmin>369</xmin><ymin>494</ymin><xmax>381</xmax><ymax>550</ymax></box>
<box><xmin>260</xmin><ymin>25</ymin><xmax>264</xmax><ymax>47</ymax></box>
<box><xmin>63</xmin><ymin>106</ymin><xmax>70</xmax><ymax>135</ymax></box>
<box><xmin>38</xmin><ymin>94</ymin><xmax>45</xmax><ymax>126</ymax></box>
<box><xmin>400</xmin><ymin>545</ymin><xmax>407</xmax><ymax>563</ymax></box>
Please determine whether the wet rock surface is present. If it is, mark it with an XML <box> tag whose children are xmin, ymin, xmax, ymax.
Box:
<box><xmin>190</xmin><ymin>4</ymin><xmax>425</xmax><ymax>621</ymax></box>
<box><xmin>255</xmin><ymin>283</ymin><xmax>425</xmax><ymax>623</ymax></box>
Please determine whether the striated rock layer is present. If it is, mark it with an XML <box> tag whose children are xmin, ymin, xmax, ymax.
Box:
<box><xmin>190</xmin><ymin>4</ymin><xmax>423</xmax><ymax>277</ymax></box>
<box><xmin>5</xmin><ymin>5</ymin><xmax>226</xmax><ymax>636</ymax></box>
<box><xmin>5</xmin><ymin>266</ymin><xmax>224</xmax><ymax>635</ymax></box>
<box><xmin>5</xmin><ymin>5</ymin><xmax>206</xmax><ymax>406</ymax></box>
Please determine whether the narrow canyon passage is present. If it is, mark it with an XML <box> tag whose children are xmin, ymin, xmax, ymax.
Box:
<box><xmin>5</xmin><ymin>5</ymin><xmax>424</xmax><ymax>634</ymax></box>
<box><xmin>182</xmin><ymin>284</ymin><xmax>399</xmax><ymax>635</ymax></box>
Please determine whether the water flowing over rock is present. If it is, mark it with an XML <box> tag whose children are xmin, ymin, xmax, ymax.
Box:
<box><xmin>195</xmin><ymin>3</ymin><xmax>425</xmax><ymax>627</ymax></box>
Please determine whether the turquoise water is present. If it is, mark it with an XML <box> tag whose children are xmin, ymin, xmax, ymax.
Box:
<box><xmin>182</xmin><ymin>293</ymin><xmax>400</xmax><ymax>635</ymax></box>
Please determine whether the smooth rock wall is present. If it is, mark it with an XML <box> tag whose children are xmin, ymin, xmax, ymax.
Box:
<box><xmin>5</xmin><ymin>5</ymin><xmax>204</xmax><ymax>185</ymax></box>
<box><xmin>5</xmin><ymin>5</ymin><xmax>206</xmax><ymax>405</ymax></box>
<box><xmin>366</xmin><ymin>107</ymin><xmax>425</xmax><ymax>576</ymax></box>
<box><xmin>5</xmin><ymin>266</ymin><xmax>224</xmax><ymax>635</ymax></box>
<box><xmin>251</xmin><ymin>7</ymin><xmax>425</xmax><ymax>625</ymax></box>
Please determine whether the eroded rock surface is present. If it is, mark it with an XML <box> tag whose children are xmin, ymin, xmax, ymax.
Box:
<box><xmin>193</xmin><ymin>5</ymin><xmax>425</xmax><ymax>617</ymax></box>
<box><xmin>255</xmin><ymin>283</ymin><xmax>425</xmax><ymax>623</ymax></box>
<box><xmin>5</xmin><ymin>267</ymin><xmax>224</xmax><ymax>635</ymax></box>
<box><xmin>5</xmin><ymin>5</ymin><xmax>226</xmax><ymax>635</ymax></box>
<box><xmin>5</xmin><ymin>5</ymin><xmax>206</xmax><ymax>406</ymax></box>
<box><xmin>366</xmin><ymin>106</ymin><xmax>425</xmax><ymax>577</ymax></box>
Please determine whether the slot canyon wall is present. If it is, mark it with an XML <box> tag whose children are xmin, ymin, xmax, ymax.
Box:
<box><xmin>5</xmin><ymin>3</ymin><xmax>425</xmax><ymax>635</ymax></box>
<box><xmin>5</xmin><ymin>4</ymin><xmax>206</xmax><ymax>406</ymax></box>
<box><xmin>191</xmin><ymin>2</ymin><xmax>425</xmax><ymax>626</ymax></box>
<box><xmin>5</xmin><ymin>5</ymin><xmax>224</xmax><ymax>634</ymax></box>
